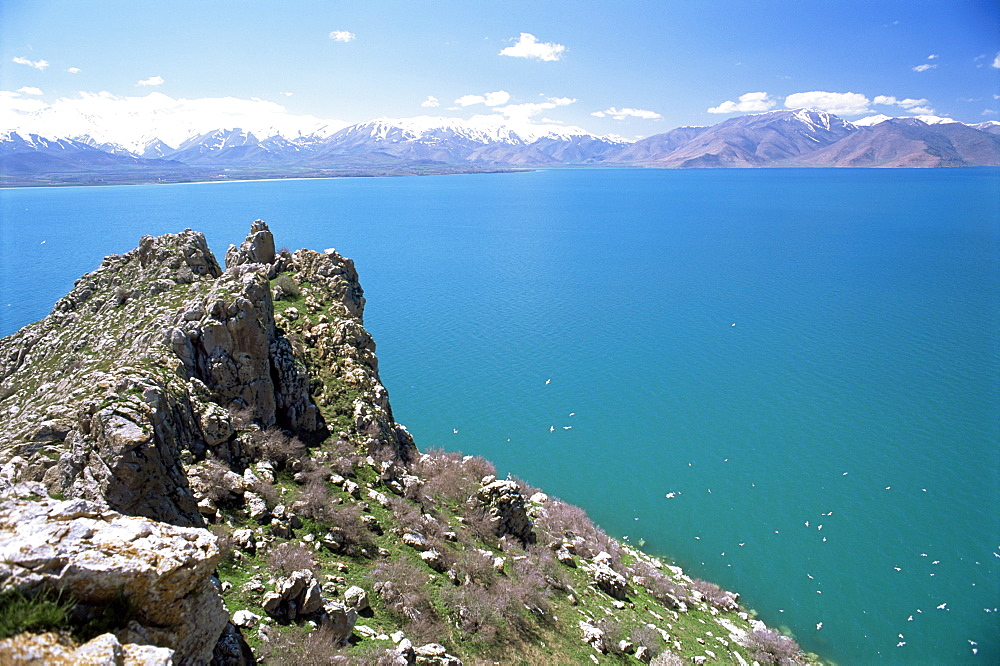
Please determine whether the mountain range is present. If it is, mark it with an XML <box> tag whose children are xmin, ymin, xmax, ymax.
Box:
<box><xmin>3</xmin><ymin>109</ymin><xmax>999</xmax><ymax>184</ymax></box>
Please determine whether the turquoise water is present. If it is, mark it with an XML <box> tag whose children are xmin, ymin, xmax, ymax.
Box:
<box><xmin>2</xmin><ymin>169</ymin><xmax>998</xmax><ymax>663</ymax></box>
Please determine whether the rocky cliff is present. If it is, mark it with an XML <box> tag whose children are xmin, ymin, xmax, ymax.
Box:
<box><xmin>0</xmin><ymin>222</ymin><xmax>816</xmax><ymax>665</ymax></box>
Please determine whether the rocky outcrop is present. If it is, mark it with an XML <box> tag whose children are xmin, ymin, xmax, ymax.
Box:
<box><xmin>0</xmin><ymin>631</ymin><xmax>174</xmax><ymax>665</ymax></box>
<box><xmin>0</xmin><ymin>493</ymin><xmax>227</xmax><ymax>663</ymax></box>
<box><xmin>0</xmin><ymin>220</ymin><xmax>414</xmax><ymax>526</ymax></box>
<box><xmin>474</xmin><ymin>478</ymin><xmax>535</xmax><ymax>544</ymax></box>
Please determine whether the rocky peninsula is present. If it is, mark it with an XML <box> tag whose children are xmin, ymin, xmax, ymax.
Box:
<box><xmin>0</xmin><ymin>221</ymin><xmax>817</xmax><ymax>665</ymax></box>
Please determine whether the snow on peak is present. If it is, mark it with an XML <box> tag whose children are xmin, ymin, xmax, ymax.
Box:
<box><xmin>346</xmin><ymin>115</ymin><xmax>624</xmax><ymax>145</ymax></box>
<box><xmin>908</xmin><ymin>114</ymin><xmax>959</xmax><ymax>125</ymax></box>
<box><xmin>853</xmin><ymin>114</ymin><xmax>894</xmax><ymax>126</ymax></box>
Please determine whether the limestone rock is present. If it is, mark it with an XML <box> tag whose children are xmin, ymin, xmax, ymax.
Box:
<box><xmin>579</xmin><ymin>620</ymin><xmax>606</xmax><ymax>652</ymax></box>
<box><xmin>344</xmin><ymin>585</ymin><xmax>370</xmax><ymax>612</ymax></box>
<box><xmin>0</xmin><ymin>631</ymin><xmax>174</xmax><ymax>665</ymax></box>
<box><xmin>225</xmin><ymin>219</ymin><xmax>276</xmax><ymax>269</ymax></box>
<box><xmin>264</xmin><ymin>569</ymin><xmax>324</xmax><ymax>621</ymax></box>
<box><xmin>0</xmin><ymin>497</ymin><xmax>226</xmax><ymax>663</ymax></box>
<box><xmin>475</xmin><ymin>479</ymin><xmax>535</xmax><ymax>544</ymax></box>
<box><xmin>593</xmin><ymin>563</ymin><xmax>629</xmax><ymax>600</ymax></box>
<box><xmin>413</xmin><ymin>642</ymin><xmax>463</xmax><ymax>665</ymax></box>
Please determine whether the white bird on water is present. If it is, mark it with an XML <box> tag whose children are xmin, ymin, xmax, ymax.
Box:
<box><xmin>545</xmin><ymin>378</ymin><xmax>551</xmax><ymax>385</ymax></box>
<box><xmin>549</xmin><ymin>426</ymin><xmax>555</xmax><ymax>433</ymax></box>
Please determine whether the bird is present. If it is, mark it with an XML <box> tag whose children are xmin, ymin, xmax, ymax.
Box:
<box><xmin>937</xmin><ymin>603</ymin><xmax>947</xmax><ymax>610</ymax></box>
<box><xmin>545</xmin><ymin>379</ymin><xmax>551</xmax><ymax>385</ymax></box>
<box><xmin>665</xmin><ymin>492</ymin><xmax>676</xmax><ymax>499</ymax></box>
<box><xmin>549</xmin><ymin>426</ymin><xmax>554</xmax><ymax>433</ymax></box>
<box><xmin>816</xmin><ymin>622</ymin><xmax>823</xmax><ymax>630</ymax></box>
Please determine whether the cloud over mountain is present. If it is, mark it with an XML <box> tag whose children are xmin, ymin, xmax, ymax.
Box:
<box><xmin>783</xmin><ymin>91</ymin><xmax>870</xmax><ymax>115</ymax></box>
<box><xmin>708</xmin><ymin>92</ymin><xmax>775</xmax><ymax>114</ymax></box>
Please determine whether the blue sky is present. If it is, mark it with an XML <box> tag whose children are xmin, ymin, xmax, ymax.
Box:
<box><xmin>1</xmin><ymin>0</ymin><xmax>997</xmax><ymax>139</ymax></box>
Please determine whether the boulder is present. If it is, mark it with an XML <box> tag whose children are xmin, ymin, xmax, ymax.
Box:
<box><xmin>0</xmin><ymin>631</ymin><xmax>174</xmax><ymax>665</ymax></box>
<box><xmin>0</xmin><ymin>497</ymin><xmax>226</xmax><ymax>663</ymax></box>
<box><xmin>344</xmin><ymin>585</ymin><xmax>370</xmax><ymax>612</ymax></box>
<box><xmin>579</xmin><ymin>620</ymin><xmax>606</xmax><ymax>652</ymax></box>
<box><xmin>264</xmin><ymin>569</ymin><xmax>324</xmax><ymax>622</ymax></box>
<box><xmin>475</xmin><ymin>479</ymin><xmax>535</xmax><ymax>544</ymax></box>
<box><xmin>593</xmin><ymin>563</ymin><xmax>629</xmax><ymax>600</ymax></box>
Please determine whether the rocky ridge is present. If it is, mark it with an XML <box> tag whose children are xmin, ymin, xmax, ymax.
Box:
<box><xmin>0</xmin><ymin>222</ymin><xmax>816</xmax><ymax>665</ymax></box>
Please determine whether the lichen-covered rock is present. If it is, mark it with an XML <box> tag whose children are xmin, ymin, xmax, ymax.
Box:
<box><xmin>474</xmin><ymin>479</ymin><xmax>535</xmax><ymax>544</ymax></box>
<box><xmin>593</xmin><ymin>563</ymin><xmax>629</xmax><ymax>600</ymax></box>
<box><xmin>0</xmin><ymin>631</ymin><xmax>174</xmax><ymax>665</ymax></box>
<box><xmin>225</xmin><ymin>219</ymin><xmax>276</xmax><ymax>270</ymax></box>
<box><xmin>0</xmin><ymin>496</ymin><xmax>226</xmax><ymax>663</ymax></box>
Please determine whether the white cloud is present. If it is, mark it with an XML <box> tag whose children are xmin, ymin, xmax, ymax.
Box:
<box><xmin>420</xmin><ymin>95</ymin><xmax>440</xmax><ymax>108</ymax></box>
<box><xmin>707</xmin><ymin>92</ymin><xmax>775</xmax><ymax>114</ymax></box>
<box><xmin>783</xmin><ymin>91</ymin><xmax>871</xmax><ymax>115</ymax></box>
<box><xmin>280</xmin><ymin>92</ymin><xmax>293</xmax><ymax>97</ymax></box>
<box><xmin>17</xmin><ymin>87</ymin><xmax>43</xmax><ymax>96</ymax></box>
<box><xmin>982</xmin><ymin>109</ymin><xmax>997</xmax><ymax>116</ymax></box>
<box><xmin>494</xmin><ymin>96</ymin><xmax>575</xmax><ymax>122</ymax></box>
<box><xmin>67</xmin><ymin>67</ymin><xmax>81</xmax><ymax>74</ymax></box>
<box><xmin>591</xmin><ymin>107</ymin><xmax>662</xmax><ymax>120</ymax></box>
<box><xmin>137</xmin><ymin>75</ymin><xmax>164</xmax><ymax>87</ymax></box>
<box><xmin>873</xmin><ymin>95</ymin><xmax>935</xmax><ymax>115</ymax></box>
<box><xmin>912</xmin><ymin>63</ymin><xmax>937</xmax><ymax>72</ymax></box>
<box><xmin>499</xmin><ymin>33</ymin><xmax>566</xmax><ymax>62</ymax></box>
<box><xmin>454</xmin><ymin>90</ymin><xmax>510</xmax><ymax>107</ymax></box>
<box><xmin>12</xmin><ymin>56</ymin><xmax>49</xmax><ymax>70</ymax></box>
<box><xmin>927</xmin><ymin>54</ymin><xmax>939</xmax><ymax>60</ymax></box>
<box><xmin>992</xmin><ymin>52</ymin><xmax>1000</xmax><ymax>69</ymax></box>
<box><xmin>329</xmin><ymin>30</ymin><xmax>355</xmax><ymax>43</ymax></box>
<box><xmin>0</xmin><ymin>90</ymin><xmax>348</xmax><ymax>152</ymax></box>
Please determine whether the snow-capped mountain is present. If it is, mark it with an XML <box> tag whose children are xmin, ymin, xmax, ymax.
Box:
<box><xmin>311</xmin><ymin>116</ymin><xmax>629</xmax><ymax>165</ymax></box>
<box><xmin>3</xmin><ymin>109</ymin><xmax>998</xmax><ymax>183</ymax></box>
<box><xmin>612</xmin><ymin>109</ymin><xmax>858</xmax><ymax>167</ymax></box>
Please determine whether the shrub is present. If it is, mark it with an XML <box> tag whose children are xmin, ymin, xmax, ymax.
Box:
<box><xmin>273</xmin><ymin>274</ymin><xmax>301</xmax><ymax>301</ymax></box>
<box><xmin>252</xmin><ymin>428</ymin><xmax>308</xmax><ymax>471</ymax></box>
<box><xmin>534</xmin><ymin>499</ymin><xmax>622</xmax><ymax>567</ymax></box>
<box><xmin>455</xmin><ymin>549</ymin><xmax>497</xmax><ymax>587</ymax></box>
<box><xmin>209</xmin><ymin>524</ymin><xmax>237</xmax><ymax>565</ymax></box>
<box><xmin>690</xmin><ymin>578</ymin><xmax>739</xmax><ymax>612</ymax></box>
<box><xmin>522</xmin><ymin>543</ymin><xmax>570</xmax><ymax>592</ymax></box>
<box><xmin>266</xmin><ymin>542</ymin><xmax>319</xmax><ymax>577</ymax></box>
<box><xmin>596</xmin><ymin>617</ymin><xmax>630</xmax><ymax>655</ymax></box>
<box><xmin>745</xmin><ymin>628</ymin><xmax>803</xmax><ymax>665</ymax></box>
<box><xmin>327</xmin><ymin>503</ymin><xmax>377</xmax><ymax>557</ymax></box>
<box><xmin>415</xmin><ymin>448</ymin><xmax>495</xmax><ymax>508</ymax></box>
<box><xmin>368</xmin><ymin>559</ymin><xmax>436</xmax><ymax>622</ymax></box>
<box><xmin>257</xmin><ymin>624</ymin><xmax>349</xmax><ymax>665</ymax></box>
<box><xmin>631</xmin><ymin>624</ymin><xmax>665</xmax><ymax>658</ymax></box>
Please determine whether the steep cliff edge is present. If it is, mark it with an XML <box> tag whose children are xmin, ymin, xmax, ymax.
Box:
<box><xmin>0</xmin><ymin>223</ymin><xmax>816</xmax><ymax>665</ymax></box>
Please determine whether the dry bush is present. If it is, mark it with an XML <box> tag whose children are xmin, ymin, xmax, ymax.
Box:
<box><xmin>455</xmin><ymin>549</ymin><xmax>497</xmax><ymax>587</ymax></box>
<box><xmin>507</xmin><ymin>557</ymin><xmax>555</xmax><ymax>617</ymax></box>
<box><xmin>326</xmin><ymin>439</ymin><xmax>360</xmax><ymax>477</ymax></box>
<box><xmin>534</xmin><ymin>499</ymin><xmax>622</xmax><ymax>568</ymax></box>
<box><xmin>266</xmin><ymin>542</ymin><xmax>319</xmax><ymax>577</ymax></box>
<box><xmin>368</xmin><ymin>559</ymin><xmax>436</xmax><ymax>622</ymax></box>
<box><xmin>691</xmin><ymin>578</ymin><xmax>739</xmax><ymax>612</ymax></box>
<box><xmin>439</xmin><ymin>583</ymin><xmax>507</xmax><ymax>643</ymax></box>
<box><xmin>195</xmin><ymin>459</ymin><xmax>233</xmax><ymax>504</ymax></box>
<box><xmin>522</xmin><ymin>543</ymin><xmax>570</xmax><ymax>592</ymax></box>
<box><xmin>208</xmin><ymin>524</ymin><xmax>236</xmax><ymax>565</ymax></box>
<box><xmin>631</xmin><ymin>624</ymin><xmax>665</xmax><ymax>658</ymax></box>
<box><xmin>596</xmin><ymin>617</ymin><xmax>629</xmax><ymax>655</ymax></box>
<box><xmin>257</xmin><ymin>624</ymin><xmax>349</xmax><ymax>665</ymax></box>
<box><xmin>458</xmin><ymin>503</ymin><xmax>500</xmax><ymax>547</ymax></box>
<box><xmin>745</xmin><ymin>628</ymin><xmax>802</xmax><ymax>665</ymax></box>
<box><xmin>633</xmin><ymin>562</ymin><xmax>691</xmax><ymax>609</ymax></box>
<box><xmin>228</xmin><ymin>405</ymin><xmax>256</xmax><ymax>429</ymax></box>
<box><xmin>327</xmin><ymin>504</ymin><xmax>376</xmax><ymax>557</ymax></box>
<box><xmin>416</xmin><ymin>448</ymin><xmax>495</xmax><ymax>507</ymax></box>
<box><xmin>509</xmin><ymin>474</ymin><xmax>542</xmax><ymax>498</ymax></box>
<box><xmin>273</xmin><ymin>274</ymin><xmax>301</xmax><ymax>300</ymax></box>
<box><xmin>248</xmin><ymin>477</ymin><xmax>280</xmax><ymax>510</ymax></box>
<box><xmin>253</xmin><ymin>428</ymin><xmax>308</xmax><ymax>471</ymax></box>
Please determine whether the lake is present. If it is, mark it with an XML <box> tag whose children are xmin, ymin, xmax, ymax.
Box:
<box><xmin>1</xmin><ymin>168</ymin><xmax>997</xmax><ymax>663</ymax></box>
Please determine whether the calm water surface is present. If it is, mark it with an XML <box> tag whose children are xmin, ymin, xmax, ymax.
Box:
<box><xmin>1</xmin><ymin>169</ymin><xmax>998</xmax><ymax>664</ymax></box>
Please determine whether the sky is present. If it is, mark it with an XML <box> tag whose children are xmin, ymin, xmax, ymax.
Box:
<box><xmin>1</xmin><ymin>0</ymin><xmax>998</xmax><ymax>143</ymax></box>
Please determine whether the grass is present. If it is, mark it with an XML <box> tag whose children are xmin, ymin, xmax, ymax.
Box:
<box><xmin>0</xmin><ymin>589</ymin><xmax>74</xmax><ymax>640</ymax></box>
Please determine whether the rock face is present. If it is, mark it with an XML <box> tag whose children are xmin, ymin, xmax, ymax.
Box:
<box><xmin>475</xmin><ymin>479</ymin><xmax>535</xmax><ymax>544</ymax></box>
<box><xmin>0</xmin><ymin>220</ymin><xmax>414</xmax><ymax>526</ymax></box>
<box><xmin>0</xmin><ymin>494</ymin><xmax>226</xmax><ymax>663</ymax></box>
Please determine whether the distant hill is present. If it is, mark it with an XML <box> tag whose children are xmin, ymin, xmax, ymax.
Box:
<box><xmin>3</xmin><ymin>109</ymin><xmax>998</xmax><ymax>184</ymax></box>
